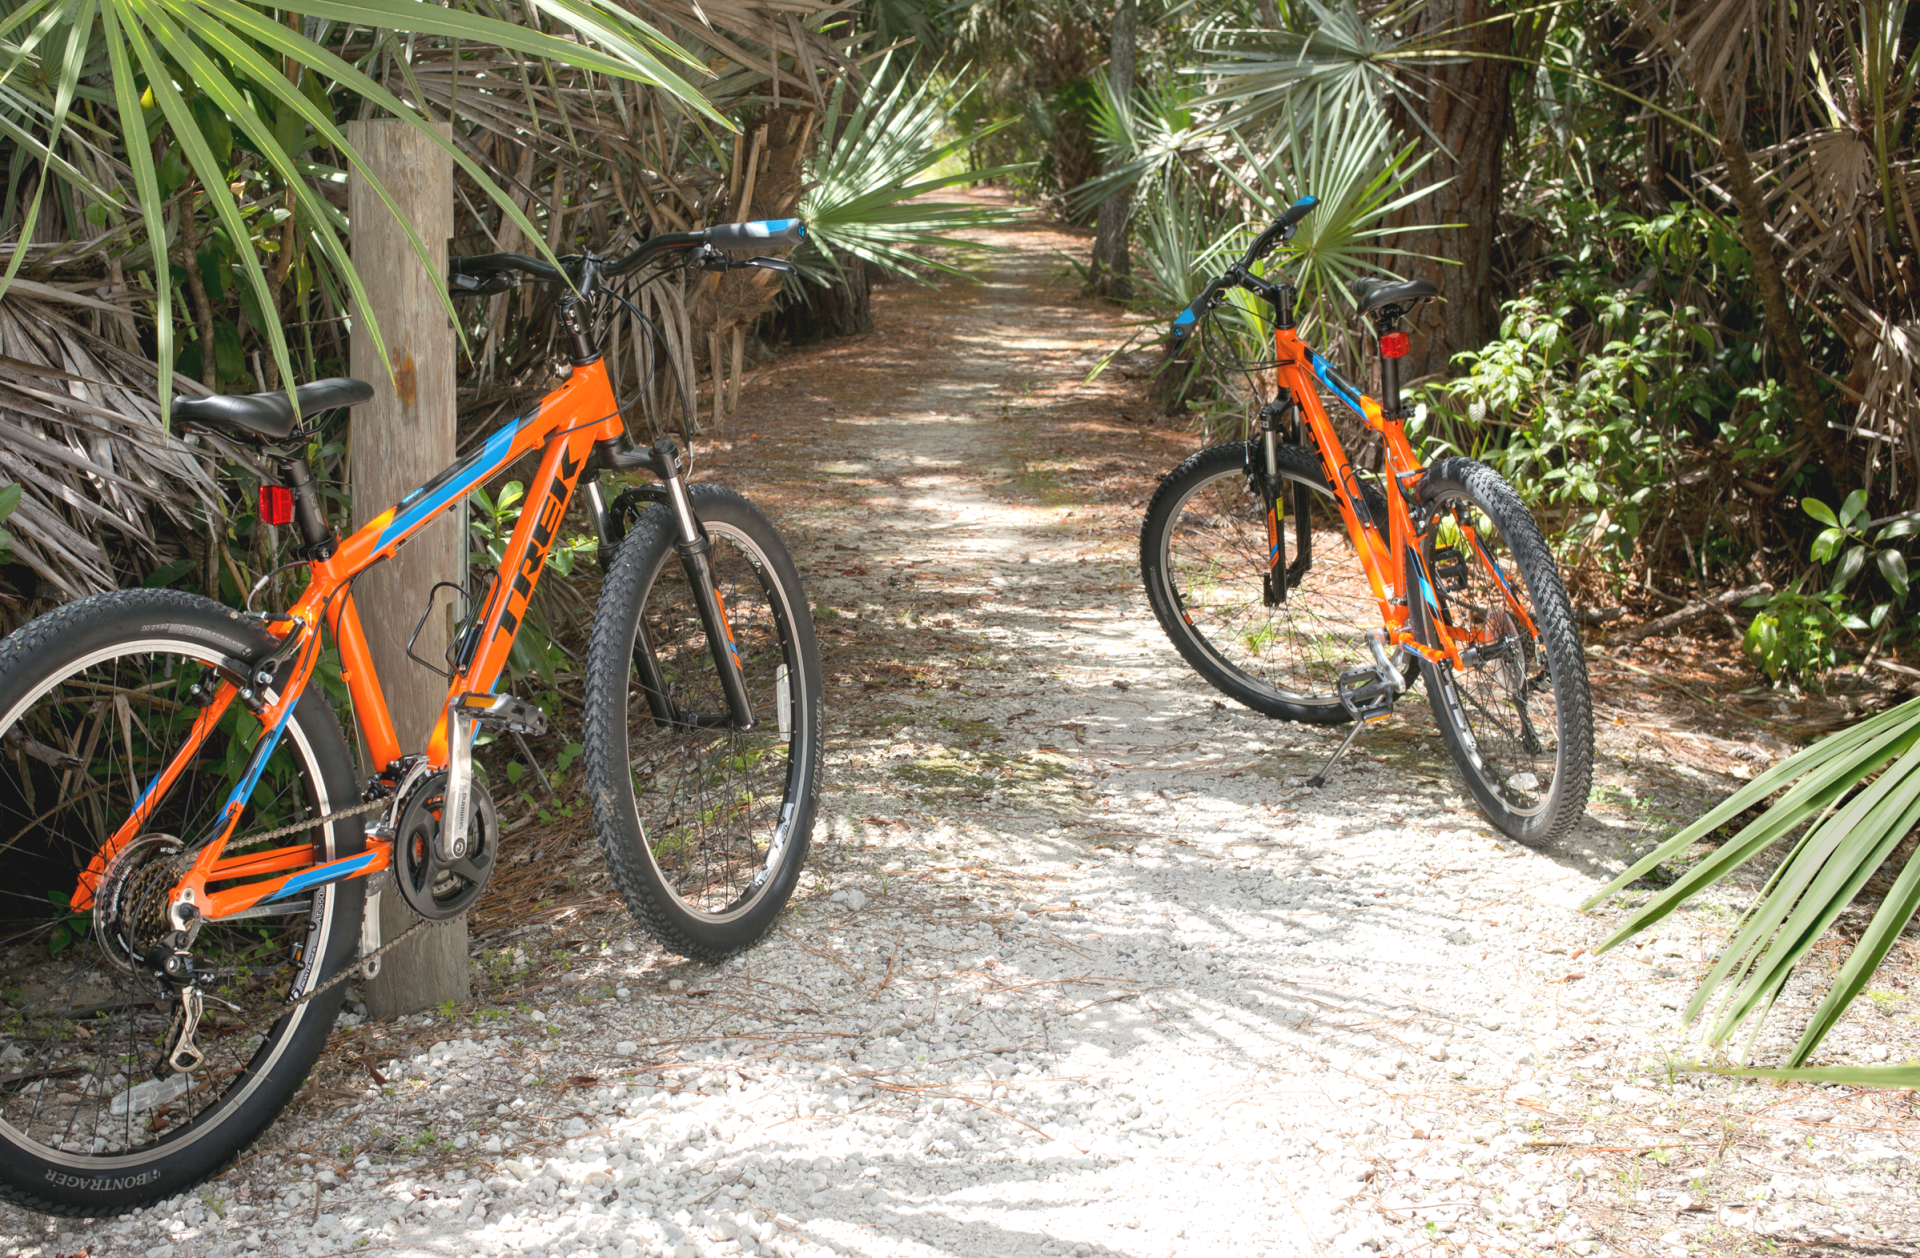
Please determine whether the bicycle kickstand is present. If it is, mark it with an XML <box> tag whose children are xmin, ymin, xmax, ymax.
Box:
<box><xmin>1306</xmin><ymin>629</ymin><xmax>1409</xmax><ymax>788</ymax></box>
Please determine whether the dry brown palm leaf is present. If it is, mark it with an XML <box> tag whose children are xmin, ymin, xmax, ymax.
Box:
<box><xmin>0</xmin><ymin>294</ymin><xmax>222</xmax><ymax>598</ymax></box>
<box><xmin>1852</xmin><ymin>312</ymin><xmax>1919</xmax><ymax>486</ymax></box>
<box><xmin>1646</xmin><ymin>0</ymin><xmax>1813</xmax><ymax>123</ymax></box>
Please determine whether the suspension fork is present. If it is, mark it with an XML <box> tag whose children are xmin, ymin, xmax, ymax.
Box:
<box><xmin>1255</xmin><ymin>394</ymin><xmax>1312</xmax><ymax>607</ymax></box>
<box><xmin>653</xmin><ymin>439</ymin><xmax>756</xmax><ymax>730</ymax></box>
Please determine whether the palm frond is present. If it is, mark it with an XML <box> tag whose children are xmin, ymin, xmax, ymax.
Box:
<box><xmin>1588</xmin><ymin>696</ymin><xmax>1920</xmax><ymax>1068</ymax></box>
<box><xmin>799</xmin><ymin>56</ymin><xmax>1026</xmax><ymax>280</ymax></box>
<box><xmin>1191</xmin><ymin>0</ymin><xmax>1445</xmax><ymax>151</ymax></box>
<box><xmin>0</xmin><ymin>294</ymin><xmax>222</xmax><ymax>599</ymax></box>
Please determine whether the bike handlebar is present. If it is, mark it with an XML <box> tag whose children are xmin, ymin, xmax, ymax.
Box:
<box><xmin>1170</xmin><ymin>196</ymin><xmax>1317</xmax><ymax>341</ymax></box>
<box><xmin>448</xmin><ymin>219</ymin><xmax>808</xmax><ymax>296</ymax></box>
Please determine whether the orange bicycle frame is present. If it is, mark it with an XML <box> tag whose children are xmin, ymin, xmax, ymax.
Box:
<box><xmin>72</xmin><ymin>359</ymin><xmax>629</xmax><ymax>922</ymax></box>
<box><xmin>1267</xmin><ymin>326</ymin><xmax>1539</xmax><ymax>667</ymax></box>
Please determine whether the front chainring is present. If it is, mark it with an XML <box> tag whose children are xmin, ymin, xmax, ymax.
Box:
<box><xmin>391</xmin><ymin>771</ymin><xmax>497</xmax><ymax>921</ymax></box>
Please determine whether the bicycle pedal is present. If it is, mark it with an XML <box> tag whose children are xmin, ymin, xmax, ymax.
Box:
<box><xmin>451</xmin><ymin>692</ymin><xmax>549</xmax><ymax>737</ymax></box>
<box><xmin>1336</xmin><ymin>667</ymin><xmax>1396</xmax><ymax>722</ymax></box>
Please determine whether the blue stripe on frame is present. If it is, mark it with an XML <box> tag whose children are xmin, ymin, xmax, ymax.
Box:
<box><xmin>377</xmin><ymin>417</ymin><xmax>523</xmax><ymax>551</ymax></box>
<box><xmin>213</xmin><ymin>700</ymin><xmax>296</xmax><ymax>838</ymax></box>
<box><xmin>1311</xmin><ymin>353</ymin><xmax>1365</xmax><ymax>415</ymax></box>
<box><xmin>267</xmin><ymin>850</ymin><xmax>377</xmax><ymax>902</ymax></box>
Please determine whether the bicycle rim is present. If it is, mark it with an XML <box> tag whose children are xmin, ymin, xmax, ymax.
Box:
<box><xmin>1150</xmin><ymin>444</ymin><xmax>1382</xmax><ymax>712</ymax></box>
<box><xmin>624</xmin><ymin>523</ymin><xmax>809</xmax><ymax>921</ymax></box>
<box><xmin>1423</xmin><ymin>500</ymin><xmax>1563</xmax><ymax>819</ymax></box>
<box><xmin>0</xmin><ymin>639</ymin><xmax>346</xmax><ymax>1169</ymax></box>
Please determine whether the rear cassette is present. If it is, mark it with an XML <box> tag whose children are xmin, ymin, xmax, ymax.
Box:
<box><xmin>391</xmin><ymin>771</ymin><xmax>497</xmax><ymax>920</ymax></box>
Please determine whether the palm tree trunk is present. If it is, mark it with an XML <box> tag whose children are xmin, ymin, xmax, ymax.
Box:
<box><xmin>1086</xmin><ymin>0</ymin><xmax>1137</xmax><ymax>300</ymax></box>
<box><xmin>1388</xmin><ymin>0</ymin><xmax>1511</xmax><ymax>382</ymax></box>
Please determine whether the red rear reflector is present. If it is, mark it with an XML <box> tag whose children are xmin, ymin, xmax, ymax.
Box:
<box><xmin>258</xmin><ymin>485</ymin><xmax>294</xmax><ymax>526</ymax></box>
<box><xmin>1380</xmin><ymin>331</ymin><xmax>1410</xmax><ymax>359</ymax></box>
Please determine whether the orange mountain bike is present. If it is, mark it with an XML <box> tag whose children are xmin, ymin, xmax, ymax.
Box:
<box><xmin>0</xmin><ymin>221</ymin><xmax>821</xmax><ymax>1214</ymax></box>
<box><xmin>1140</xmin><ymin>197</ymin><xmax>1593</xmax><ymax>844</ymax></box>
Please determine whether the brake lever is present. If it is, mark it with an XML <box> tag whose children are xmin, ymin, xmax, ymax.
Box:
<box><xmin>449</xmin><ymin>271</ymin><xmax>518</xmax><ymax>298</ymax></box>
<box><xmin>696</xmin><ymin>248</ymin><xmax>797</xmax><ymax>275</ymax></box>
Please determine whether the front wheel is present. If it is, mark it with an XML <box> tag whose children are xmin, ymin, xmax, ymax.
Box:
<box><xmin>1139</xmin><ymin>440</ymin><xmax>1403</xmax><ymax>722</ymax></box>
<box><xmin>583</xmin><ymin>486</ymin><xmax>822</xmax><ymax>959</ymax></box>
<box><xmin>1415</xmin><ymin>458</ymin><xmax>1593</xmax><ymax>846</ymax></box>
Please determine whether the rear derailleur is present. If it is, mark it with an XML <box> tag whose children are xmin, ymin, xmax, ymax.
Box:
<box><xmin>147</xmin><ymin>897</ymin><xmax>213</xmax><ymax>1076</ymax></box>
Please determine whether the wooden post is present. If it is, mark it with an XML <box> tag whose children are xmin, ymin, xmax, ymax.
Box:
<box><xmin>347</xmin><ymin>119</ymin><xmax>470</xmax><ymax>1019</ymax></box>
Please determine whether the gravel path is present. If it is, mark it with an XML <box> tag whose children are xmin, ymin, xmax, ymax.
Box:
<box><xmin>9</xmin><ymin>203</ymin><xmax>1919</xmax><ymax>1258</ymax></box>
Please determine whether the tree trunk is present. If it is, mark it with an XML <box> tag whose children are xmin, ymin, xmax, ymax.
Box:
<box><xmin>1388</xmin><ymin>0</ymin><xmax>1512</xmax><ymax>382</ymax></box>
<box><xmin>1633</xmin><ymin>8</ymin><xmax>1849</xmax><ymax>481</ymax></box>
<box><xmin>346</xmin><ymin>119</ymin><xmax>470</xmax><ymax>1020</ymax></box>
<box><xmin>1086</xmin><ymin>0</ymin><xmax>1138</xmax><ymax>300</ymax></box>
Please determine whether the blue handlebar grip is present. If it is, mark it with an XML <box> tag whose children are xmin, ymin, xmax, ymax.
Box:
<box><xmin>700</xmin><ymin>219</ymin><xmax>807</xmax><ymax>251</ymax></box>
<box><xmin>1172</xmin><ymin>307</ymin><xmax>1199</xmax><ymax>340</ymax></box>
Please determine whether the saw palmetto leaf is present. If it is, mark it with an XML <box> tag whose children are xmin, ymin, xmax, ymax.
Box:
<box><xmin>1588</xmin><ymin>695</ymin><xmax>1920</xmax><ymax>1067</ymax></box>
<box><xmin>1193</xmin><ymin>0</ymin><xmax>1447</xmax><ymax>151</ymax></box>
<box><xmin>1068</xmin><ymin>75</ymin><xmax>1218</xmax><ymax>217</ymax></box>
<box><xmin>799</xmin><ymin>57</ymin><xmax>1025</xmax><ymax>281</ymax></box>
<box><xmin>0</xmin><ymin>0</ymin><xmax>723</xmax><ymax>423</ymax></box>
<box><xmin>1216</xmin><ymin>90</ymin><xmax>1441</xmax><ymax>350</ymax></box>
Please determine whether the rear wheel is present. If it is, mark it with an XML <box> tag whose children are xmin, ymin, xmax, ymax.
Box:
<box><xmin>584</xmin><ymin>486</ymin><xmax>822</xmax><ymax>959</ymax></box>
<box><xmin>1415</xmin><ymin>458</ymin><xmax>1593</xmax><ymax>845</ymax></box>
<box><xmin>1140</xmin><ymin>441</ymin><xmax>1404</xmax><ymax>722</ymax></box>
<box><xmin>0</xmin><ymin>590</ymin><xmax>363</xmax><ymax>1215</ymax></box>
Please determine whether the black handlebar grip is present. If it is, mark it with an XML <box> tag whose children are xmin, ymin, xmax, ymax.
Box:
<box><xmin>449</xmin><ymin>252</ymin><xmax>566</xmax><ymax>285</ymax></box>
<box><xmin>1243</xmin><ymin>195</ymin><xmax>1320</xmax><ymax>268</ymax></box>
<box><xmin>1172</xmin><ymin>274</ymin><xmax>1229</xmax><ymax>341</ymax></box>
<box><xmin>1275</xmin><ymin>194</ymin><xmax>1320</xmax><ymax>231</ymax></box>
<box><xmin>696</xmin><ymin>219</ymin><xmax>807</xmax><ymax>252</ymax></box>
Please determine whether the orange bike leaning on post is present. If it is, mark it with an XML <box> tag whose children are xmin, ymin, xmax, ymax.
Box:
<box><xmin>1139</xmin><ymin>197</ymin><xmax>1593</xmax><ymax>843</ymax></box>
<box><xmin>0</xmin><ymin>220</ymin><xmax>821</xmax><ymax>1214</ymax></box>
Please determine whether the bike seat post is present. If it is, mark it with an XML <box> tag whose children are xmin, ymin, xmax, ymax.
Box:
<box><xmin>277</xmin><ymin>453</ymin><xmax>336</xmax><ymax>560</ymax></box>
<box><xmin>1373</xmin><ymin>310</ymin><xmax>1409</xmax><ymax>420</ymax></box>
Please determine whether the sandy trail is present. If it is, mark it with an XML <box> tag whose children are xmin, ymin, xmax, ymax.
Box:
<box><xmin>9</xmin><ymin>199</ymin><xmax>1918</xmax><ymax>1258</ymax></box>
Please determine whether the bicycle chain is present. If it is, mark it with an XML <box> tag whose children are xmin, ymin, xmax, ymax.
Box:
<box><xmin>287</xmin><ymin>911</ymin><xmax>440</xmax><ymax>1009</ymax></box>
<box><xmin>225</xmin><ymin>794</ymin><xmax>392</xmax><ymax>850</ymax></box>
<box><xmin>206</xmin><ymin>794</ymin><xmax>434</xmax><ymax>1010</ymax></box>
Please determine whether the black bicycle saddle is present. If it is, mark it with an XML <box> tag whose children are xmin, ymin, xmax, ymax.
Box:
<box><xmin>173</xmin><ymin>377</ymin><xmax>375</xmax><ymax>441</ymax></box>
<box><xmin>1349</xmin><ymin>277</ymin><xmax>1439</xmax><ymax>317</ymax></box>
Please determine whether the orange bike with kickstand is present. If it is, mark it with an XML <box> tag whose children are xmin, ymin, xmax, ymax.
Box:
<box><xmin>1140</xmin><ymin>196</ymin><xmax>1593</xmax><ymax>841</ymax></box>
<box><xmin>0</xmin><ymin>220</ymin><xmax>821</xmax><ymax>1214</ymax></box>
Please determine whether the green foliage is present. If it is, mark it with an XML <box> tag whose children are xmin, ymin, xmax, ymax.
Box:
<box><xmin>468</xmin><ymin>482</ymin><xmax>595</xmax><ymax>687</ymax></box>
<box><xmin>0</xmin><ymin>0</ymin><xmax>716</xmax><ymax>417</ymax></box>
<box><xmin>1088</xmin><ymin>5</ymin><xmax>1443</xmax><ymax>421</ymax></box>
<box><xmin>1804</xmin><ymin>491</ymin><xmax>1914</xmax><ymax>624</ymax></box>
<box><xmin>1415</xmin><ymin>204</ymin><xmax>1781</xmax><ymax>572</ymax></box>
<box><xmin>1741</xmin><ymin>590</ymin><xmax>1853</xmax><ymax>684</ymax></box>
<box><xmin>1742</xmin><ymin>495</ymin><xmax>1917</xmax><ymax>682</ymax></box>
<box><xmin>1588</xmin><ymin>695</ymin><xmax>1920</xmax><ymax>1073</ymax></box>
<box><xmin>798</xmin><ymin>56</ymin><xmax>1026</xmax><ymax>283</ymax></box>
<box><xmin>0</xmin><ymin>481</ymin><xmax>20</xmax><ymax>566</ymax></box>
<box><xmin>43</xmin><ymin>887</ymin><xmax>87</xmax><ymax>954</ymax></box>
